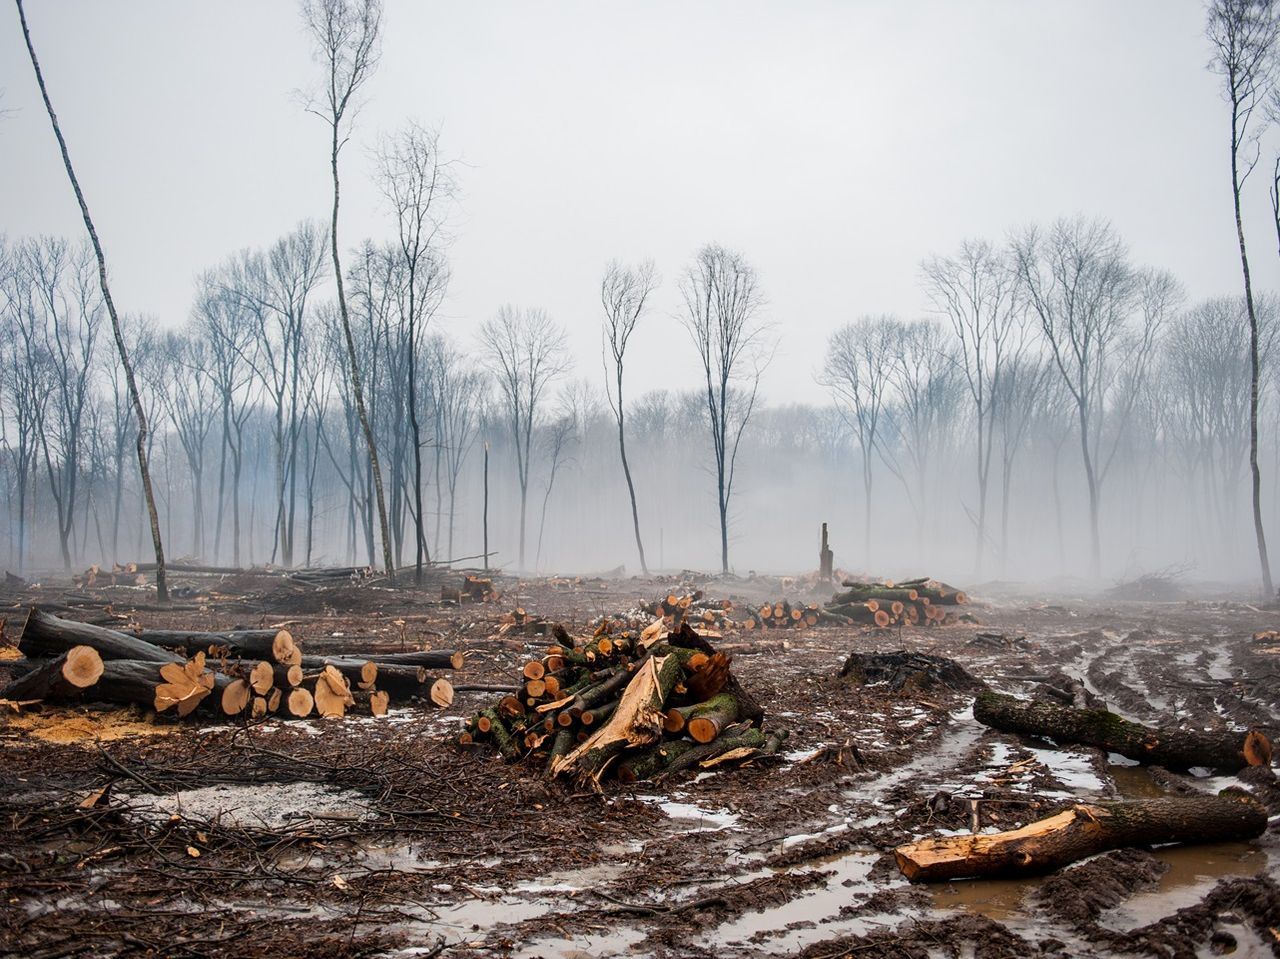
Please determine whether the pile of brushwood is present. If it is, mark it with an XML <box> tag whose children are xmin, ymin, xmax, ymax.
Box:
<box><xmin>460</xmin><ymin>617</ymin><xmax>786</xmax><ymax>788</ymax></box>
<box><xmin>824</xmin><ymin>576</ymin><xmax>968</xmax><ymax>627</ymax></box>
<box><xmin>1</xmin><ymin>608</ymin><xmax>460</xmax><ymax>720</ymax></box>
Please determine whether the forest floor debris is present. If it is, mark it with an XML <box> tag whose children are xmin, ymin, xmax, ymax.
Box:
<box><xmin>1</xmin><ymin>574</ymin><xmax>1279</xmax><ymax>958</ymax></box>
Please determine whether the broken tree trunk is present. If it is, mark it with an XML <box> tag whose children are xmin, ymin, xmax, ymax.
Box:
<box><xmin>974</xmin><ymin>691</ymin><xmax>1272</xmax><ymax>773</ymax></box>
<box><xmin>894</xmin><ymin>794</ymin><xmax>1269</xmax><ymax>882</ymax></box>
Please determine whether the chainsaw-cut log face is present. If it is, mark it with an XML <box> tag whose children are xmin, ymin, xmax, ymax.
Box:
<box><xmin>430</xmin><ymin>678</ymin><xmax>453</xmax><ymax>707</ymax></box>
<box><xmin>369</xmin><ymin>690</ymin><xmax>390</xmax><ymax>716</ymax></box>
<box><xmin>221</xmin><ymin>678</ymin><xmax>250</xmax><ymax>715</ymax></box>
<box><xmin>285</xmin><ymin>664</ymin><xmax>303</xmax><ymax>687</ymax></box>
<box><xmin>287</xmin><ymin>686</ymin><xmax>314</xmax><ymax>718</ymax></box>
<box><xmin>61</xmin><ymin>645</ymin><xmax>103</xmax><ymax>688</ymax></box>
<box><xmin>266</xmin><ymin>687</ymin><xmax>282</xmax><ymax>713</ymax></box>
<box><xmin>249</xmin><ymin>661</ymin><xmax>274</xmax><ymax>695</ymax></box>
<box><xmin>271</xmin><ymin>630</ymin><xmax>298</xmax><ymax>665</ymax></box>
<box><xmin>250</xmin><ymin>696</ymin><xmax>268</xmax><ymax>719</ymax></box>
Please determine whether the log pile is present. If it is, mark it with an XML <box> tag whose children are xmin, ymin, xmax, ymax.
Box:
<box><xmin>741</xmin><ymin>600</ymin><xmax>825</xmax><ymax>631</ymax></box>
<box><xmin>460</xmin><ymin>618</ymin><xmax>785</xmax><ymax>788</ymax></box>
<box><xmin>1</xmin><ymin>608</ymin><xmax>461</xmax><ymax>721</ymax></box>
<box><xmin>824</xmin><ymin>577</ymin><xmax>968</xmax><ymax>628</ymax></box>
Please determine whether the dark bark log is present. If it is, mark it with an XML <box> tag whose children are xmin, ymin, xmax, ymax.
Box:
<box><xmin>20</xmin><ymin>609</ymin><xmax>182</xmax><ymax>665</ymax></box>
<box><xmin>131</xmin><ymin>628</ymin><xmax>293</xmax><ymax>661</ymax></box>
<box><xmin>974</xmin><ymin>691</ymin><xmax>1272</xmax><ymax>773</ymax></box>
<box><xmin>1</xmin><ymin>647</ymin><xmax>101</xmax><ymax>701</ymax></box>
<box><xmin>895</xmin><ymin>795</ymin><xmax>1269</xmax><ymax>882</ymax></box>
<box><xmin>332</xmin><ymin>649</ymin><xmax>462</xmax><ymax>670</ymax></box>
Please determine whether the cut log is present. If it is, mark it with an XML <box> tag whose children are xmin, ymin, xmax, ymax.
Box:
<box><xmin>129</xmin><ymin>628</ymin><xmax>298</xmax><ymax>664</ymax></box>
<box><xmin>686</xmin><ymin>692</ymin><xmax>742</xmax><ymax>744</ymax></box>
<box><xmin>297</xmin><ymin>656</ymin><xmax>380</xmax><ymax>687</ymax></box>
<box><xmin>322</xmin><ymin>649</ymin><xmax>463</xmax><ymax>671</ymax></box>
<box><xmin>430</xmin><ymin>678</ymin><xmax>454</xmax><ymax>707</ymax></box>
<box><xmin>221</xmin><ymin>678</ymin><xmax>251</xmax><ymax>716</ymax></box>
<box><xmin>288</xmin><ymin>686</ymin><xmax>315</xmax><ymax>718</ymax></box>
<box><xmin>20</xmin><ymin>609</ymin><xmax>183</xmax><ymax>665</ymax></box>
<box><xmin>894</xmin><ymin>795</ymin><xmax>1268</xmax><ymax>882</ymax></box>
<box><xmin>249</xmin><ymin>660</ymin><xmax>274</xmax><ymax>695</ymax></box>
<box><xmin>0</xmin><ymin>645</ymin><xmax>104</xmax><ymax>701</ymax></box>
<box><xmin>974</xmin><ymin>691</ymin><xmax>1272</xmax><ymax>772</ymax></box>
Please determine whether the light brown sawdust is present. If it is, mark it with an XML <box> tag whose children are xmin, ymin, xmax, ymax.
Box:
<box><xmin>0</xmin><ymin>644</ymin><xmax>21</xmax><ymax>660</ymax></box>
<box><xmin>1</xmin><ymin>705</ymin><xmax>176</xmax><ymax>744</ymax></box>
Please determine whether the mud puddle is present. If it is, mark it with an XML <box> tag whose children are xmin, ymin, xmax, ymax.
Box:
<box><xmin>1097</xmin><ymin>842</ymin><xmax>1269</xmax><ymax>931</ymax></box>
<box><xmin>702</xmin><ymin>850</ymin><xmax>905</xmax><ymax>954</ymax></box>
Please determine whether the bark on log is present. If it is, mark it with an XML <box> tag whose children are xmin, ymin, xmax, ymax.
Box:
<box><xmin>328</xmin><ymin>649</ymin><xmax>463</xmax><ymax>670</ymax></box>
<box><xmin>894</xmin><ymin>795</ymin><xmax>1269</xmax><ymax>882</ymax></box>
<box><xmin>1</xmin><ymin>645</ymin><xmax>103</xmax><ymax>701</ymax></box>
<box><xmin>130</xmin><ymin>628</ymin><xmax>296</xmax><ymax>663</ymax></box>
<box><xmin>974</xmin><ymin>691</ymin><xmax>1272</xmax><ymax>773</ymax></box>
<box><xmin>20</xmin><ymin>609</ymin><xmax>183</xmax><ymax>665</ymax></box>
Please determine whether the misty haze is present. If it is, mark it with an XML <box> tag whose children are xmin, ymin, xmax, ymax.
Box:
<box><xmin>2</xmin><ymin>3</ymin><xmax>1280</xmax><ymax>958</ymax></box>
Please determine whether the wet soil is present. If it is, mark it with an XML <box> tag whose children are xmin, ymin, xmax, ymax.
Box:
<box><xmin>1</xmin><ymin>575</ymin><xmax>1279</xmax><ymax>957</ymax></box>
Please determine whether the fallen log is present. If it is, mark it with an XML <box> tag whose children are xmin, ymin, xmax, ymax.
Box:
<box><xmin>894</xmin><ymin>795</ymin><xmax>1269</xmax><ymax>882</ymax></box>
<box><xmin>1</xmin><ymin>645</ymin><xmax>103</xmax><ymax>701</ymax></box>
<box><xmin>130</xmin><ymin>628</ymin><xmax>299</xmax><ymax>665</ymax></box>
<box><xmin>974</xmin><ymin>691</ymin><xmax>1272</xmax><ymax>773</ymax></box>
<box><xmin>20</xmin><ymin>609</ymin><xmax>183</xmax><ymax>665</ymax></box>
<box><xmin>317</xmin><ymin>649</ymin><xmax>463</xmax><ymax>671</ymax></box>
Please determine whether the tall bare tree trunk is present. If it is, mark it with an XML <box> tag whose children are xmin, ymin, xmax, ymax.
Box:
<box><xmin>16</xmin><ymin>0</ymin><xmax>168</xmax><ymax>602</ymax></box>
<box><xmin>329</xmin><ymin>130</ymin><xmax>395</xmax><ymax>582</ymax></box>
<box><xmin>1233</xmin><ymin>106</ymin><xmax>1273</xmax><ymax>595</ymax></box>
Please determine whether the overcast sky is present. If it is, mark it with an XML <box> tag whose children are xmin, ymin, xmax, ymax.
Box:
<box><xmin>2</xmin><ymin>1</ymin><xmax>1275</xmax><ymax>404</ymax></box>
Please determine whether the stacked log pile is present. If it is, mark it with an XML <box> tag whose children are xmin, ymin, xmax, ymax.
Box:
<box><xmin>460</xmin><ymin>619</ymin><xmax>785</xmax><ymax>788</ymax></box>
<box><xmin>1</xmin><ymin>608</ymin><xmax>461</xmax><ymax>721</ymax></box>
<box><xmin>824</xmin><ymin>577</ymin><xmax>968</xmax><ymax>628</ymax></box>
<box><xmin>741</xmin><ymin>600</ymin><xmax>825</xmax><ymax>631</ymax></box>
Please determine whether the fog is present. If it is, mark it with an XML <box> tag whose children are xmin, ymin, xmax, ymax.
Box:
<box><xmin>2</xmin><ymin>1</ymin><xmax>1279</xmax><ymax>588</ymax></box>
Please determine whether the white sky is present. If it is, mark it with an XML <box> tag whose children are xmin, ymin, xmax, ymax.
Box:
<box><xmin>2</xmin><ymin>0</ymin><xmax>1276</xmax><ymax>405</ymax></box>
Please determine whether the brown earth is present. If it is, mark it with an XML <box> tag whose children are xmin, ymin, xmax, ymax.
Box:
<box><xmin>1</xmin><ymin>572</ymin><xmax>1278</xmax><ymax>958</ymax></box>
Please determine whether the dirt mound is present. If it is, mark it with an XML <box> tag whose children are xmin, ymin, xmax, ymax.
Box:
<box><xmin>840</xmin><ymin>650</ymin><xmax>985</xmax><ymax>693</ymax></box>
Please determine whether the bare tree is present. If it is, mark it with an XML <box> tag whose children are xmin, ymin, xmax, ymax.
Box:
<box><xmin>921</xmin><ymin>239</ymin><xmax>1020</xmax><ymax>576</ymax></box>
<box><xmin>194</xmin><ymin>278</ymin><xmax>258</xmax><ymax>566</ymax></box>
<box><xmin>993</xmin><ymin>352</ymin><xmax>1051</xmax><ymax>574</ymax></box>
<box><xmin>426</xmin><ymin>335</ymin><xmax>485</xmax><ymax>562</ymax></box>
<box><xmin>1011</xmin><ymin>217</ymin><xmax>1179</xmax><ymax>576</ymax></box>
<box><xmin>601</xmin><ymin>259</ymin><xmax>658</xmax><ymax>575</ymax></box>
<box><xmin>301</xmin><ymin>0</ymin><xmax>394</xmax><ymax>580</ymax></box>
<box><xmin>883</xmin><ymin>319</ymin><xmax>962</xmax><ymax>546</ymax></box>
<box><xmin>158</xmin><ymin>332</ymin><xmax>217</xmax><ymax>559</ymax></box>
<box><xmin>1209</xmin><ymin>0</ymin><xmax>1278</xmax><ymax>594</ymax></box>
<box><xmin>821</xmin><ymin>316</ymin><xmax>898</xmax><ymax>563</ymax></box>
<box><xmin>378</xmin><ymin>122</ymin><xmax>454</xmax><ymax>583</ymax></box>
<box><xmin>478</xmin><ymin>306</ymin><xmax>570</xmax><ymax>570</ymax></box>
<box><xmin>679</xmin><ymin>244</ymin><xmax>771</xmax><ymax>574</ymax></box>
<box><xmin>15</xmin><ymin>0</ymin><xmax>169</xmax><ymax>599</ymax></box>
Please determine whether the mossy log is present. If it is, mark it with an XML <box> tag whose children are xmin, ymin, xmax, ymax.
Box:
<box><xmin>895</xmin><ymin>795</ymin><xmax>1268</xmax><ymax>882</ymax></box>
<box><xmin>974</xmin><ymin>691</ymin><xmax>1272</xmax><ymax>772</ymax></box>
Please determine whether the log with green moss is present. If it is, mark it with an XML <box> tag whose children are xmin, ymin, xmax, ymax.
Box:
<box><xmin>974</xmin><ymin>691</ymin><xmax>1272</xmax><ymax>773</ymax></box>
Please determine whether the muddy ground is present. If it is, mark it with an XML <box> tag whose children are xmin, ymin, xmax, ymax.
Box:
<box><xmin>2</xmin><ymin>571</ymin><xmax>1279</xmax><ymax>958</ymax></box>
